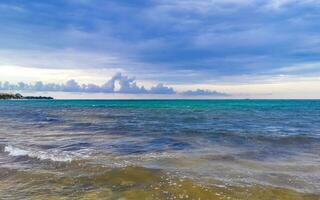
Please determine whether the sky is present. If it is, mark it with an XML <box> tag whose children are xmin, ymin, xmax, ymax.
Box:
<box><xmin>0</xmin><ymin>0</ymin><xmax>320</xmax><ymax>99</ymax></box>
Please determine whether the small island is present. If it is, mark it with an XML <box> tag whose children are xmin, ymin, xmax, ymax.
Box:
<box><xmin>0</xmin><ymin>93</ymin><xmax>53</xmax><ymax>100</ymax></box>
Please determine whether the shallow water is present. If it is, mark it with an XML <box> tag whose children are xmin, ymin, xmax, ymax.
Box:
<box><xmin>0</xmin><ymin>100</ymin><xmax>319</xmax><ymax>199</ymax></box>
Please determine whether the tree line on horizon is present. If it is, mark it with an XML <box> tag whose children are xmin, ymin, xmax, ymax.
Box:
<box><xmin>0</xmin><ymin>93</ymin><xmax>53</xmax><ymax>100</ymax></box>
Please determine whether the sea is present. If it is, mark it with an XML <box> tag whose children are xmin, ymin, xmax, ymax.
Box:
<box><xmin>0</xmin><ymin>100</ymin><xmax>319</xmax><ymax>199</ymax></box>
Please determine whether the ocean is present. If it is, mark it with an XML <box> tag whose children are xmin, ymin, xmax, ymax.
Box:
<box><xmin>0</xmin><ymin>100</ymin><xmax>319</xmax><ymax>199</ymax></box>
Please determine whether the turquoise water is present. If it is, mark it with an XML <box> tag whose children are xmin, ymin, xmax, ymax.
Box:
<box><xmin>0</xmin><ymin>100</ymin><xmax>319</xmax><ymax>198</ymax></box>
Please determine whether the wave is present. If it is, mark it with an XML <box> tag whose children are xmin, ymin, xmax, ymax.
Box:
<box><xmin>4</xmin><ymin>145</ymin><xmax>88</xmax><ymax>162</ymax></box>
<box><xmin>211</xmin><ymin>131</ymin><xmax>320</xmax><ymax>145</ymax></box>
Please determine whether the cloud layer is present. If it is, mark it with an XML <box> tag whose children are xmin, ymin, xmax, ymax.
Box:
<box><xmin>182</xmin><ymin>89</ymin><xmax>228</xmax><ymax>97</ymax></box>
<box><xmin>0</xmin><ymin>73</ymin><xmax>226</xmax><ymax>96</ymax></box>
<box><xmin>0</xmin><ymin>0</ymin><xmax>319</xmax><ymax>99</ymax></box>
<box><xmin>0</xmin><ymin>0</ymin><xmax>319</xmax><ymax>85</ymax></box>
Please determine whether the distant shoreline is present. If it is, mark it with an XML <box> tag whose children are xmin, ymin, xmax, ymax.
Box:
<box><xmin>0</xmin><ymin>93</ymin><xmax>53</xmax><ymax>100</ymax></box>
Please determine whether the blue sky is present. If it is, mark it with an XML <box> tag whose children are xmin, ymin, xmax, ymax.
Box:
<box><xmin>0</xmin><ymin>0</ymin><xmax>320</xmax><ymax>98</ymax></box>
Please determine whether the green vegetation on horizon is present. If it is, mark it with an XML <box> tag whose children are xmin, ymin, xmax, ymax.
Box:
<box><xmin>0</xmin><ymin>93</ymin><xmax>53</xmax><ymax>100</ymax></box>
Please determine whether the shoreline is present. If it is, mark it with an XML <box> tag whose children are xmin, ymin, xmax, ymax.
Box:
<box><xmin>0</xmin><ymin>164</ymin><xmax>319</xmax><ymax>200</ymax></box>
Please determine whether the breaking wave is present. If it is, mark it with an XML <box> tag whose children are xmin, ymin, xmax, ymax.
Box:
<box><xmin>4</xmin><ymin>145</ymin><xmax>88</xmax><ymax>162</ymax></box>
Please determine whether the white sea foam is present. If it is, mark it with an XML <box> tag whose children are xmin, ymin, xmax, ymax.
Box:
<box><xmin>4</xmin><ymin>145</ymin><xmax>86</xmax><ymax>162</ymax></box>
<box><xmin>4</xmin><ymin>145</ymin><xmax>29</xmax><ymax>157</ymax></box>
